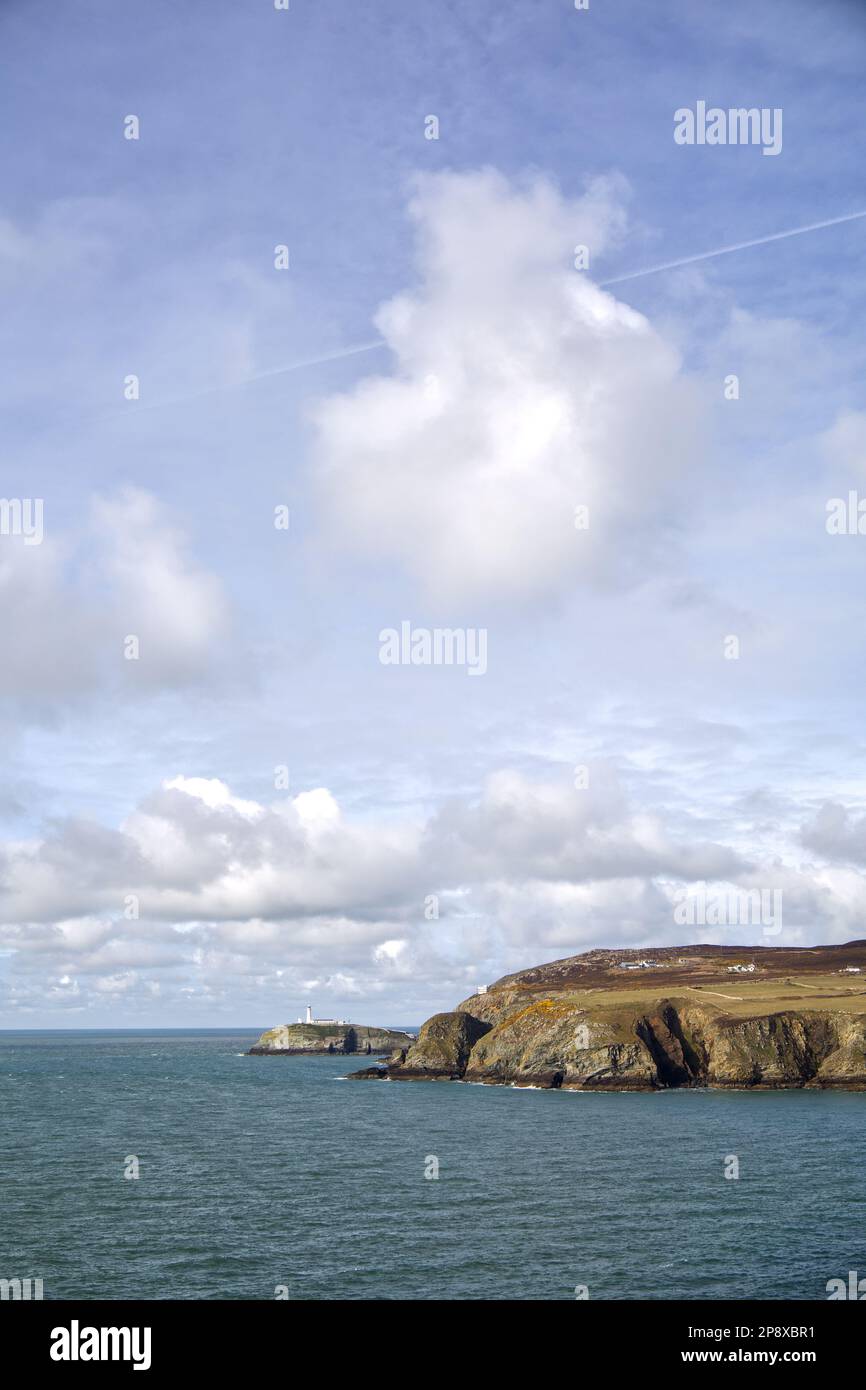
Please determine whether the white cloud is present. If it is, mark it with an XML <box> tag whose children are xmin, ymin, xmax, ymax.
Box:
<box><xmin>0</xmin><ymin>488</ymin><xmax>229</xmax><ymax>712</ymax></box>
<box><xmin>802</xmin><ymin>802</ymin><xmax>866</xmax><ymax>864</ymax></box>
<box><xmin>313</xmin><ymin>169</ymin><xmax>702</xmax><ymax>605</ymax></box>
<box><xmin>291</xmin><ymin>787</ymin><xmax>341</xmax><ymax>830</ymax></box>
<box><xmin>93</xmin><ymin>489</ymin><xmax>227</xmax><ymax>682</ymax></box>
<box><xmin>4</xmin><ymin>766</ymin><xmax>863</xmax><ymax>1019</ymax></box>
<box><xmin>423</xmin><ymin>768</ymin><xmax>746</xmax><ymax>884</ymax></box>
<box><xmin>163</xmin><ymin>776</ymin><xmax>263</xmax><ymax>820</ymax></box>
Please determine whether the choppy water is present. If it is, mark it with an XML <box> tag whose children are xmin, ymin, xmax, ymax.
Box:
<box><xmin>1</xmin><ymin>1029</ymin><xmax>864</xmax><ymax>1300</ymax></box>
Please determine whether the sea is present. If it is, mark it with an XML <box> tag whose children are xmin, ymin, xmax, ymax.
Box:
<box><xmin>1</xmin><ymin>1028</ymin><xmax>864</xmax><ymax>1301</ymax></box>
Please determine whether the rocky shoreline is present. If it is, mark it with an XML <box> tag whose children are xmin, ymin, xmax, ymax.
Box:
<box><xmin>347</xmin><ymin>942</ymin><xmax>866</xmax><ymax>1091</ymax></box>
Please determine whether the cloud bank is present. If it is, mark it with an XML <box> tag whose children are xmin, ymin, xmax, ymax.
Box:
<box><xmin>3</xmin><ymin>770</ymin><xmax>864</xmax><ymax>1021</ymax></box>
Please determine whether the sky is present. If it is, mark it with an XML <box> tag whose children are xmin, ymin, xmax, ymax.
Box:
<box><xmin>2</xmin><ymin>0</ymin><xmax>866</xmax><ymax>1026</ymax></box>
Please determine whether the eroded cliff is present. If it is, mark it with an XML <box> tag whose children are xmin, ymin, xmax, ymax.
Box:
<box><xmin>348</xmin><ymin>942</ymin><xmax>866</xmax><ymax>1090</ymax></box>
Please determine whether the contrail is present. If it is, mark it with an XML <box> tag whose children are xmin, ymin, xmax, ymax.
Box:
<box><xmin>598</xmin><ymin>208</ymin><xmax>866</xmax><ymax>287</ymax></box>
<box><xmin>116</xmin><ymin>338</ymin><xmax>387</xmax><ymax>417</ymax></box>
<box><xmin>247</xmin><ymin>337</ymin><xmax>386</xmax><ymax>383</ymax></box>
<box><xmin>102</xmin><ymin>208</ymin><xmax>866</xmax><ymax>422</ymax></box>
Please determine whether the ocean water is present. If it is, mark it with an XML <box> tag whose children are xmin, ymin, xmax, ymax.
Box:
<box><xmin>1</xmin><ymin>1029</ymin><xmax>864</xmax><ymax>1301</ymax></box>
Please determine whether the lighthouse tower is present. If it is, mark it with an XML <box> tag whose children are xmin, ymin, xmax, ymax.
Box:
<box><xmin>305</xmin><ymin>1004</ymin><xmax>313</xmax><ymax>1024</ymax></box>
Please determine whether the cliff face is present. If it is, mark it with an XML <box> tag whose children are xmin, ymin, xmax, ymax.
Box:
<box><xmin>348</xmin><ymin>942</ymin><xmax>866</xmax><ymax>1090</ymax></box>
<box><xmin>457</xmin><ymin>1001</ymin><xmax>866</xmax><ymax>1090</ymax></box>
<box><xmin>374</xmin><ymin>1011</ymin><xmax>492</xmax><ymax>1079</ymax></box>
<box><xmin>248</xmin><ymin>1022</ymin><xmax>414</xmax><ymax>1056</ymax></box>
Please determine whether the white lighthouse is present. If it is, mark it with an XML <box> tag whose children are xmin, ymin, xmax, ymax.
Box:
<box><xmin>296</xmin><ymin>1003</ymin><xmax>349</xmax><ymax>1025</ymax></box>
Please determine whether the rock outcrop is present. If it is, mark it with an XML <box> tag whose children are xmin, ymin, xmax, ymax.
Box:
<box><xmin>347</xmin><ymin>941</ymin><xmax>866</xmax><ymax>1090</ymax></box>
<box><xmin>248</xmin><ymin>1022</ymin><xmax>414</xmax><ymax>1056</ymax></box>
<box><xmin>387</xmin><ymin>1011</ymin><xmax>492</xmax><ymax>1079</ymax></box>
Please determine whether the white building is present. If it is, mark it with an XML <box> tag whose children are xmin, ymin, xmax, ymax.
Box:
<box><xmin>298</xmin><ymin>1004</ymin><xmax>348</xmax><ymax>1025</ymax></box>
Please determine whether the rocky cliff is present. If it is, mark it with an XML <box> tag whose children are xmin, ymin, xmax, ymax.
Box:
<box><xmin>248</xmin><ymin>1022</ymin><xmax>414</xmax><ymax>1056</ymax></box>
<box><xmin>348</xmin><ymin>941</ymin><xmax>866</xmax><ymax>1090</ymax></box>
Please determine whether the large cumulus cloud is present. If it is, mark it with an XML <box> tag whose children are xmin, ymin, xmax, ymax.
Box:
<box><xmin>312</xmin><ymin>169</ymin><xmax>703</xmax><ymax>606</ymax></box>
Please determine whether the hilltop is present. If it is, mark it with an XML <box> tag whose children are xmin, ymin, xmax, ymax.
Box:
<box><xmin>349</xmin><ymin>941</ymin><xmax>866</xmax><ymax>1090</ymax></box>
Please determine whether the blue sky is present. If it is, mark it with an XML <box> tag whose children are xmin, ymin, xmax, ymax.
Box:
<box><xmin>3</xmin><ymin>0</ymin><xmax>866</xmax><ymax>1026</ymax></box>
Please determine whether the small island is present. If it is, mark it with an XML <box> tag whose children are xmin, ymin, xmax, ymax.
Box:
<box><xmin>248</xmin><ymin>1006</ymin><xmax>414</xmax><ymax>1056</ymax></box>
<box><xmin>348</xmin><ymin>941</ymin><xmax>866</xmax><ymax>1090</ymax></box>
